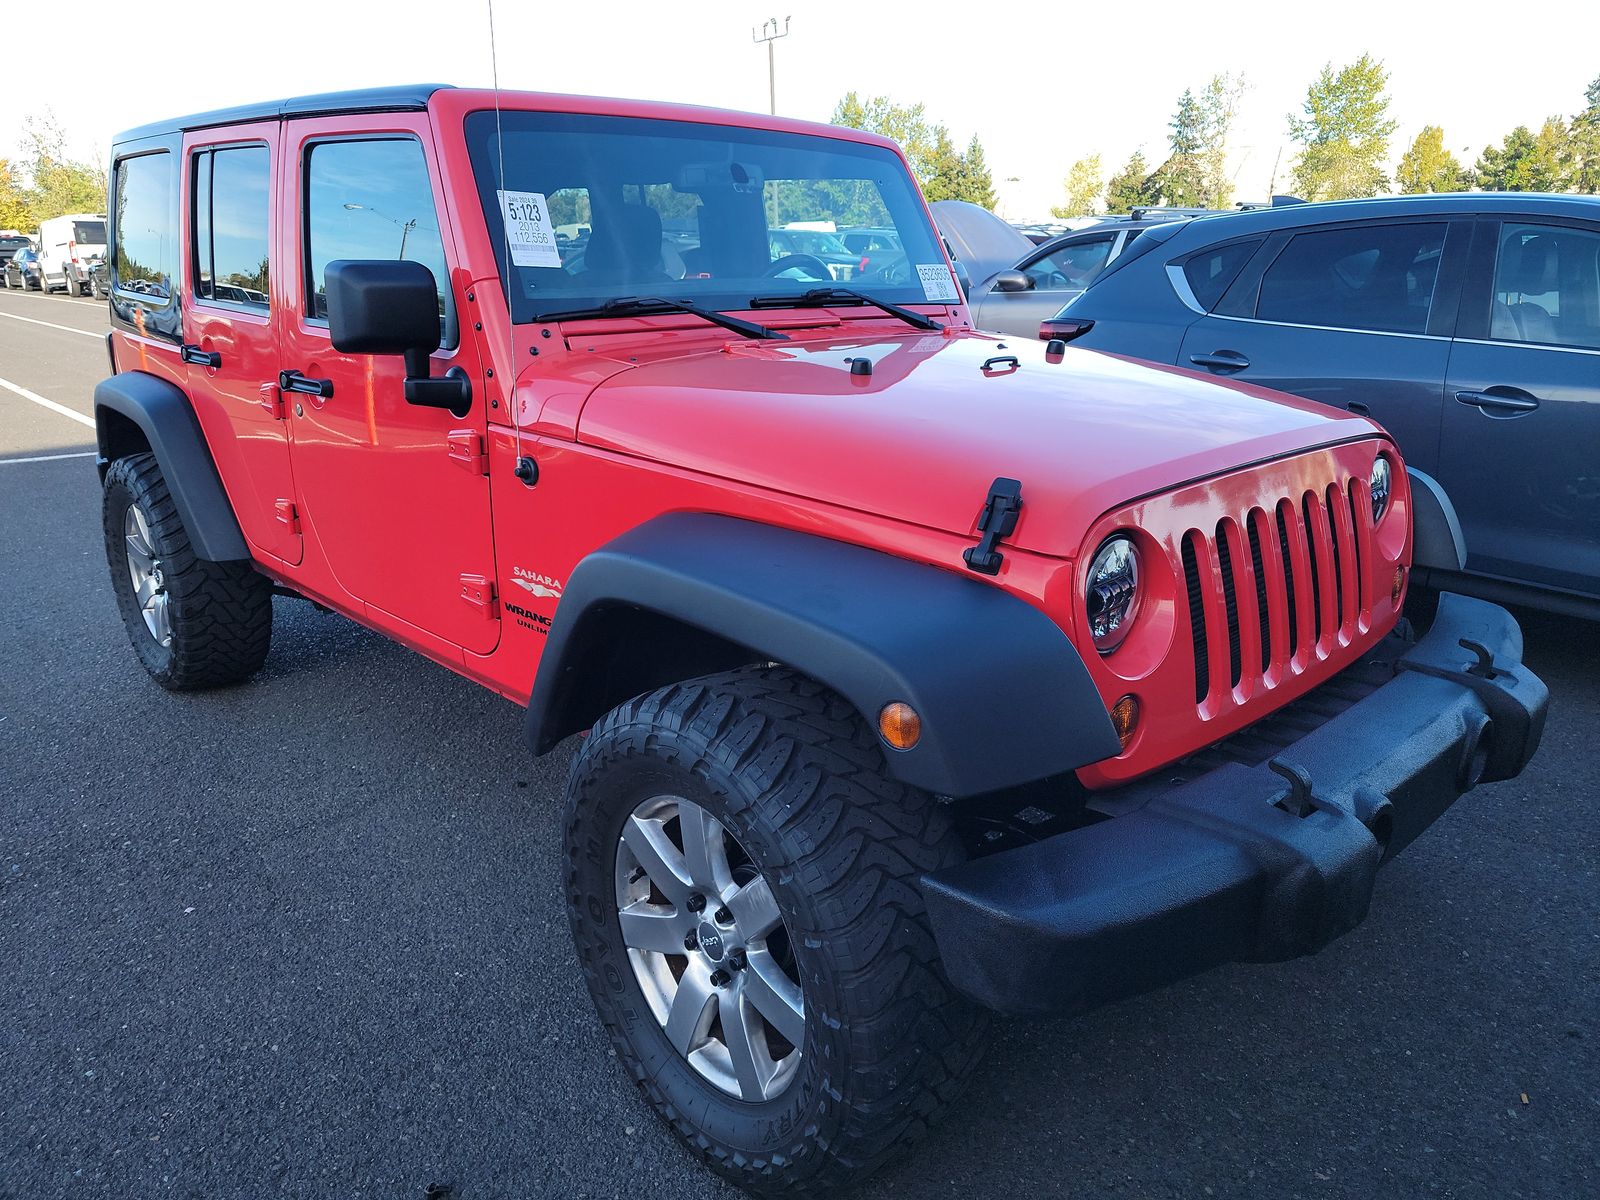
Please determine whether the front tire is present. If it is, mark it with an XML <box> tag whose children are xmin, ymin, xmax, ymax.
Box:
<box><xmin>565</xmin><ymin>666</ymin><xmax>989</xmax><ymax>1196</ymax></box>
<box><xmin>102</xmin><ymin>453</ymin><xmax>273</xmax><ymax>689</ymax></box>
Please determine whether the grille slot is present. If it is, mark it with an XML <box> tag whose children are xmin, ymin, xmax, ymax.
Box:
<box><xmin>1325</xmin><ymin>486</ymin><xmax>1346</xmax><ymax>632</ymax></box>
<box><xmin>1215</xmin><ymin>521</ymin><xmax>1243</xmax><ymax>688</ymax></box>
<box><xmin>1302</xmin><ymin>493</ymin><xmax>1324</xmax><ymax>639</ymax></box>
<box><xmin>1247</xmin><ymin>515</ymin><xmax>1272</xmax><ymax>673</ymax></box>
<box><xmin>1182</xmin><ymin>532</ymin><xmax>1209</xmax><ymax>704</ymax></box>
<box><xmin>1276</xmin><ymin>503</ymin><xmax>1300</xmax><ymax>659</ymax></box>
<box><xmin>1348</xmin><ymin>484</ymin><xmax>1366</xmax><ymax>616</ymax></box>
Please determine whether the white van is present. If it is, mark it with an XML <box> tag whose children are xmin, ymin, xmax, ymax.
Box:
<box><xmin>38</xmin><ymin>213</ymin><xmax>107</xmax><ymax>296</ymax></box>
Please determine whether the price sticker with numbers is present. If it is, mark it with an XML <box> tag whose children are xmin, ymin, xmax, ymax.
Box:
<box><xmin>497</xmin><ymin>189</ymin><xmax>563</xmax><ymax>268</ymax></box>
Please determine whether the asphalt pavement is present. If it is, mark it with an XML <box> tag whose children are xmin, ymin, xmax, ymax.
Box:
<box><xmin>1</xmin><ymin>284</ymin><xmax>1596</xmax><ymax>1199</ymax></box>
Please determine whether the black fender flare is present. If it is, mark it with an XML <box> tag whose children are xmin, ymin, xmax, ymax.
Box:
<box><xmin>1407</xmin><ymin>467</ymin><xmax>1466</xmax><ymax>573</ymax></box>
<box><xmin>94</xmin><ymin>372</ymin><xmax>250</xmax><ymax>562</ymax></box>
<box><xmin>525</xmin><ymin>513</ymin><xmax>1121</xmax><ymax>798</ymax></box>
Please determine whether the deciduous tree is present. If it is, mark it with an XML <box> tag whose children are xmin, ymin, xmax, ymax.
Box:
<box><xmin>830</xmin><ymin>93</ymin><xmax>998</xmax><ymax>208</ymax></box>
<box><xmin>1396</xmin><ymin>126</ymin><xmax>1466</xmax><ymax>193</ymax></box>
<box><xmin>1288</xmin><ymin>54</ymin><xmax>1397</xmax><ymax>200</ymax></box>
<box><xmin>1051</xmin><ymin>155</ymin><xmax>1103</xmax><ymax>218</ymax></box>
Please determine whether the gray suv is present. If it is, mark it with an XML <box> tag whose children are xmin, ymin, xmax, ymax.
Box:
<box><xmin>1052</xmin><ymin>193</ymin><xmax>1600</xmax><ymax>617</ymax></box>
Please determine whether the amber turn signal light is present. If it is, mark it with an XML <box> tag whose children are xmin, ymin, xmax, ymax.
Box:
<box><xmin>1110</xmin><ymin>694</ymin><xmax>1140</xmax><ymax>750</ymax></box>
<box><xmin>878</xmin><ymin>702</ymin><xmax>922</xmax><ymax>750</ymax></box>
<box><xmin>1392</xmin><ymin>564</ymin><xmax>1406</xmax><ymax>605</ymax></box>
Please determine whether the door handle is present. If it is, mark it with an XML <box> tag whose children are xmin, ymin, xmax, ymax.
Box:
<box><xmin>1189</xmin><ymin>350</ymin><xmax>1250</xmax><ymax>371</ymax></box>
<box><xmin>1455</xmin><ymin>388</ymin><xmax>1539</xmax><ymax>414</ymax></box>
<box><xmin>279</xmin><ymin>369</ymin><xmax>334</xmax><ymax>399</ymax></box>
<box><xmin>181</xmin><ymin>343</ymin><xmax>221</xmax><ymax>368</ymax></box>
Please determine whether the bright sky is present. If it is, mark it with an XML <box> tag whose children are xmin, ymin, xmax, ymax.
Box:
<box><xmin>7</xmin><ymin>0</ymin><xmax>1597</xmax><ymax>220</ymax></box>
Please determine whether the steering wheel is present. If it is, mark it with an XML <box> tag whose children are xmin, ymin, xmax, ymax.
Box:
<box><xmin>762</xmin><ymin>253</ymin><xmax>834</xmax><ymax>281</ymax></box>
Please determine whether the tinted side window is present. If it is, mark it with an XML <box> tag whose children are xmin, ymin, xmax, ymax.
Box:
<box><xmin>1256</xmin><ymin>222</ymin><xmax>1447</xmax><ymax>334</ymax></box>
<box><xmin>304</xmin><ymin>138</ymin><xmax>454</xmax><ymax>344</ymax></box>
<box><xmin>193</xmin><ymin>145</ymin><xmax>270</xmax><ymax>310</ymax></box>
<box><xmin>1025</xmin><ymin>236</ymin><xmax>1115</xmax><ymax>289</ymax></box>
<box><xmin>113</xmin><ymin>151</ymin><xmax>176</xmax><ymax>302</ymax></box>
<box><xmin>1182</xmin><ymin>239</ymin><xmax>1259</xmax><ymax>310</ymax></box>
<box><xmin>1489</xmin><ymin>222</ymin><xmax>1600</xmax><ymax>351</ymax></box>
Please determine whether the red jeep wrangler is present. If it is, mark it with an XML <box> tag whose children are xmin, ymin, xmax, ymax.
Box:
<box><xmin>94</xmin><ymin>85</ymin><xmax>1547</xmax><ymax>1194</ymax></box>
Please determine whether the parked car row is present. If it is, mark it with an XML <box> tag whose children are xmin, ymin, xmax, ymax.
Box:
<box><xmin>0</xmin><ymin>213</ymin><xmax>108</xmax><ymax>295</ymax></box>
<box><xmin>1027</xmin><ymin>192</ymin><xmax>1600</xmax><ymax>619</ymax></box>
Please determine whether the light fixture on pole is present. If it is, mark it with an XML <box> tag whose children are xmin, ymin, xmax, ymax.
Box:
<box><xmin>752</xmin><ymin>16</ymin><xmax>791</xmax><ymax>116</ymax></box>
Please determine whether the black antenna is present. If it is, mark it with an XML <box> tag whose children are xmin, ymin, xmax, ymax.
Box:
<box><xmin>486</xmin><ymin>0</ymin><xmax>521</xmax><ymax>462</ymax></box>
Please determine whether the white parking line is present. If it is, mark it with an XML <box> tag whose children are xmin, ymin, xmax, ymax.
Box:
<box><xmin>0</xmin><ymin>375</ymin><xmax>96</xmax><ymax>428</ymax></box>
<box><xmin>0</xmin><ymin>309</ymin><xmax>105</xmax><ymax>340</ymax></box>
<box><xmin>1</xmin><ymin>451</ymin><xmax>97</xmax><ymax>465</ymax></box>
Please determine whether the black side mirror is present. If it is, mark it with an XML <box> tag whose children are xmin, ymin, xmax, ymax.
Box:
<box><xmin>325</xmin><ymin>259</ymin><xmax>471</xmax><ymax>417</ymax></box>
<box><xmin>993</xmin><ymin>269</ymin><xmax>1034</xmax><ymax>293</ymax></box>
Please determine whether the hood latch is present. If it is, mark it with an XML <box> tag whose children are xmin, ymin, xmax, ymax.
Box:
<box><xmin>963</xmin><ymin>477</ymin><xmax>1023</xmax><ymax>576</ymax></box>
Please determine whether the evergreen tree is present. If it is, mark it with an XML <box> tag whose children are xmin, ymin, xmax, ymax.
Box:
<box><xmin>1161</xmin><ymin>89</ymin><xmax>1207</xmax><ymax>206</ymax></box>
<box><xmin>1104</xmin><ymin>149</ymin><xmax>1158</xmax><ymax>213</ymax></box>
<box><xmin>1571</xmin><ymin>75</ymin><xmax>1600</xmax><ymax>193</ymax></box>
<box><xmin>957</xmin><ymin>135</ymin><xmax>998</xmax><ymax>210</ymax></box>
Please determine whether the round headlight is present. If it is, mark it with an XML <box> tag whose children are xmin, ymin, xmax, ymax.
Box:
<box><xmin>1086</xmin><ymin>535</ymin><xmax>1141</xmax><ymax>654</ymax></box>
<box><xmin>1370</xmin><ymin>455</ymin><xmax>1393</xmax><ymax>523</ymax></box>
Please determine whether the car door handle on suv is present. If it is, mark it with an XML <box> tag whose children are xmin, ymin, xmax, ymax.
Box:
<box><xmin>180</xmin><ymin>344</ymin><xmax>221</xmax><ymax>369</ymax></box>
<box><xmin>1188</xmin><ymin>350</ymin><xmax>1250</xmax><ymax>372</ymax></box>
<box><xmin>279</xmin><ymin>369</ymin><xmax>334</xmax><ymax>399</ymax></box>
<box><xmin>1456</xmin><ymin>388</ymin><xmax>1539</xmax><ymax>415</ymax></box>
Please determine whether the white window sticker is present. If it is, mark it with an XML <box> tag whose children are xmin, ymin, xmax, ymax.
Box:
<box><xmin>497</xmin><ymin>190</ymin><xmax>563</xmax><ymax>268</ymax></box>
<box><xmin>916</xmin><ymin>263</ymin><xmax>959</xmax><ymax>302</ymax></box>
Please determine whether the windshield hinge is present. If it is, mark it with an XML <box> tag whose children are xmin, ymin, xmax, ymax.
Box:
<box><xmin>963</xmin><ymin>477</ymin><xmax>1023</xmax><ymax>576</ymax></box>
<box><xmin>447</xmin><ymin>429</ymin><xmax>489</xmax><ymax>475</ymax></box>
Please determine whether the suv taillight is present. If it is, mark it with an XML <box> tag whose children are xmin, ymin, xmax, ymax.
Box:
<box><xmin>1039</xmin><ymin>317</ymin><xmax>1095</xmax><ymax>342</ymax></box>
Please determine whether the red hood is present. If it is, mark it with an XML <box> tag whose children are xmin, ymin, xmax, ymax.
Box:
<box><xmin>570</xmin><ymin>328</ymin><xmax>1385</xmax><ymax>559</ymax></box>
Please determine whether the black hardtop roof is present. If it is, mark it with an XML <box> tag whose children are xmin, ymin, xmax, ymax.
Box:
<box><xmin>113</xmin><ymin>84</ymin><xmax>456</xmax><ymax>147</ymax></box>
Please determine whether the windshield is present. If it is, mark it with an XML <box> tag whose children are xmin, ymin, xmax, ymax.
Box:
<box><xmin>465</xmin><ymin>111</ymin><xmax>952</xmax><ymax>323</ymax></box>
<box><xmin>73</xmin><ymin>220</ymin><xmax>107</xmax><ymax>246</ymax></box>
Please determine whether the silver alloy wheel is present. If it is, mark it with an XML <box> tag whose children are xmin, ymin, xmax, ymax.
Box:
<box><xmin>123</xmin><ymin>503</ymin><xmax>172</xmax><ymax>647</ymax></box>
<box><xmin>615</xmin><ymin>795</ymin><xmax>805</xmax><ymax>1102</ymax></box>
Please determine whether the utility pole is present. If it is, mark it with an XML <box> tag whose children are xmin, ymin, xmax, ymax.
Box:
<box><xmin>753</xmin><ymin>16</ymin><xmax>790</xmax><ymax>116</ymax></box>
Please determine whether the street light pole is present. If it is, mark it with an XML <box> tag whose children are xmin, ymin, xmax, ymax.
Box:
<box><xmin>752</xmin><ymin>16</ymin><xmax>790</xmax><ymax>116</ymax></box>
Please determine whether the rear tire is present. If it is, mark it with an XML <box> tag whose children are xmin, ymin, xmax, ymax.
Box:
<box><xmin>565</xmin><ymin>665</ymin><xmax>990</xmax><ymax>1196</ymax></box>
<box><xmin>102</xmin><ymin>452</ymin><xmax>273</xmax><ymax>689</ymax></box>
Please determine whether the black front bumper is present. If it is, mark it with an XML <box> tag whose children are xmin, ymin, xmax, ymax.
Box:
<box><xmin>921</xmin><ymin>594</ymin><xmax>1548</xmax><ymax>1016</ymax></box>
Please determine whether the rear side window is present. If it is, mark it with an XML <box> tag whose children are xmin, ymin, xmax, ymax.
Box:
<box><xmin>1182</xmin><ymin>239</ymin><xmax>1259</xmax><ymax>310</ymax></box>
<box><xmin>1489</xmin><ymin>222</ymin><xmax>1600</xmax><ymax>351</ymax></box>
<box><xmin>193</xmin><ymin>145</ymin><xmax>270</xmax><ymax>310</ymax></box>
<box><xmin>72</xmin><ymin>220</ymin><xmax>106</xmax><ymax>246</ymax></box>
<box><xmin>1256</xmin><ymin>222</ymin><xmax>1447</xmax><ymax>334</ymax></box>
<box><xmin>113</xmin><ymin>151</ymin><xmax>176</xmax><ymax>302</ymax></box>
<box><xmin>303</xmin><ymin>138</ymin><xmax>454</xmax><ymax>345</ymax></box>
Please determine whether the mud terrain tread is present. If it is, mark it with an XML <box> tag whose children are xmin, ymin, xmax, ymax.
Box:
<box><xmin>565</xmin><ymin>665</ymin><xmax>990</xmax><ymax>1197</ymax></box>
<box><xmin>102</xmin><ymin>452</ymin><xmax>272</xmax><ymax>689</ymax></box>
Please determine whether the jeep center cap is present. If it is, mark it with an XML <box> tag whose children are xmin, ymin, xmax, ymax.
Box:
<box><xmin>697</xmin><ymin>922</ymin><xmax>726</xmax><ymax>961</ymax></box>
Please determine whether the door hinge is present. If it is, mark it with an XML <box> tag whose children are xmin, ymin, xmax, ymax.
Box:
<box><xmin>962</xmin><ymin>477</ymin><xmax>1023</xmax><ymax>576</ymax></box>
<box><xmin>447</xmin><ymin>429</ymin><xmax>489</xmax><ymax>475</ymax></box>
<box><xmin>273</xmin><ymin>499</ymin><xmax>300</xmax><ymax>535</ymax></box>
<box><xmin>459</xmin><ymin>573</ymin><xmax>498</xmax><ymax>618</ymax></box>
<box><xmin>258</xmin><ymin>381</ymin><xmax>285</xmax><ymax>420</ymax></box>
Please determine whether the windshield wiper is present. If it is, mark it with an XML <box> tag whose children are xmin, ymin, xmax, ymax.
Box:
<box><xmin>748</xmin><ymin>287</ymin><xmax>943</xmax><ymax>331</ymax></box>
<box><xmin>532</xmin><ymin>296</ymin><xmax>787</xmax><ymax>341</ymax></box>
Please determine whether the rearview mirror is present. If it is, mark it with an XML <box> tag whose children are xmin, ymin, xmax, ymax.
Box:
<box><xmin>325</xmin><ymin>259</ymin><xmax>471</xmax><ymax>417</ymax></box>
<box><xmin>993</xmin><ymin>269</ymin><xmax>1034</xmax><ymax>293</ymax></box>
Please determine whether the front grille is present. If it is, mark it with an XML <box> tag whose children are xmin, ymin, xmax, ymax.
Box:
<box><xmin>1182</xmin><ymin>475</ymin><xmax>1373</xmax><ymax>710</ymax></box>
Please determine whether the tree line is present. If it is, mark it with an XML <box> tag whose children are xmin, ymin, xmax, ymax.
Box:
<box><xmin>1057</xmin><ymin>59</ymin><xmax>1600</xmax><ymax>216</ymax></box>
<box><xmin>0</xmin><ymin>115</ymin><xmax>106</xmax><ymax>233</ymax></box>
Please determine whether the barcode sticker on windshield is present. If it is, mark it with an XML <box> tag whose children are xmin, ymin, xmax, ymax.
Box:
<box><xmin>498</xmin><ymin>190</ymin><xmax>563</xmax><ymax>268</ymax></box>
<box><xmin>916</xmin><ymin>263</ymin><xmax>959</xmax><ymax>302</ymax></box>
